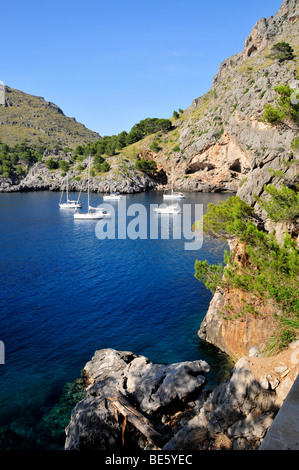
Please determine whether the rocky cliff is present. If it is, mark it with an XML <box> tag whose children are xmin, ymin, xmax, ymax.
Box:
<box><xmin>197</xmin><ymin>0</ymin><xmax>299</xmax><ymax>358</ymax></box>
<box><xmin>148</xmin><ymin>0</ymin><xmax>298</xmax><ymax>195</ymax></box>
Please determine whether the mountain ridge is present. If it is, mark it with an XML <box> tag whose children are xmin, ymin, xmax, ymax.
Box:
<box><xmin>0</xmin><ymin>85</ymin><xmax>101</xmax><ymax>148</ymax></box>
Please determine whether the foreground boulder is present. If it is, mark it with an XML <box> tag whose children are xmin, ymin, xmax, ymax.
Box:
<box><xmin>65</xmin><ymin>348</ymin><xmax>283</xmax><ymax>451</ymax></box>
<box><xmin>65</xmin><ymin>349</ymin><xmax>210</xmax><ymax>450</ymax></box>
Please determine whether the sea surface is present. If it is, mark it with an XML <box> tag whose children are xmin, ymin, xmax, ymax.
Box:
<box><xmin>0</xmin><ymin>190</ymin><xmax>230</xmax><ymax>449</ymax></box>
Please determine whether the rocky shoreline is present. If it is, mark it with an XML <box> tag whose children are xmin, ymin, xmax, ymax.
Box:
<box><xmin>0</xmin><ymin>160</ymin><xmax>237</xmax><ymax>195</ymax></box>
<box><xmin>64</xmin><ymin>345</ymin><xmax>299</xmax><ymax>451</ymax></box>
<box><xmin>0</xmin><ymin>161</ymin><xmax>161</xmax><ymax>195</ymax></box>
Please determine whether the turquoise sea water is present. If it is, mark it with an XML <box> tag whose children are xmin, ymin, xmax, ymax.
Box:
<box><xmin>0</xmin><ymin>190</ymin><xmax>230</xmax><ymax>449</ymax></box>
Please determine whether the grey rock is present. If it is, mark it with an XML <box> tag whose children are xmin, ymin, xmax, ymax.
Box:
<box><xmin>65</xmin><ymin>347</ymin><xmax>282</xmax><ymax>451</ymax></box>
<box><xmin>65</xmin><ymin>349</ymin><xmax>210</xmax><ymax>450</ymax></box>
<box><xmin>260</xmin><ymin>376</ymin><xmax>270</xmax><ymax>390</ymax></box>
<box><xmin>65</xmin><ymin>394</ymin><xmax>132</xmax><ymax>450</ymax></box>
<box><xmin>163</xmin><ymin>360</ymin><xmax>280</xmax><ymax>450</ymax></box>
<box><xmin>125</xmin><ymin>358</ymin><xmax>210</xmax><ymax>415</ymax></box>
<box><xmin>84</xmin><ymin>348</ymin><xmax>136</xmax><ymax>385</ymax></box>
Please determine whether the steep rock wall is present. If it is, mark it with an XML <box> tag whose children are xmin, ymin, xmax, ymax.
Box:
<box><xmin>196</xmin><ymin>0</ymin><xmax>299</xmax><ymax>358</ymax></box>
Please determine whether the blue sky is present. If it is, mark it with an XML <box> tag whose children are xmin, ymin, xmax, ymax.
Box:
<box><xmin>1</xmin><ymin>0</ymin><xmax>283</xmax><ymax>137</ymax></box>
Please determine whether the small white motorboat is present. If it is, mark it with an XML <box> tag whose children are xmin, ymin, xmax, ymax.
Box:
<box><xmin>103</xmin><ymin>193</ymin><xmax>122</xmax><ymax>201</ymax></box>
<box><xmin>163</xmin><ymin>192</ymin><xmax>185</xmax><ymax>200</ymax></box>
<box><xmin>154</xmin><ymin>203</ymin><xmax>182</xmax><ymax>214</ymax></box>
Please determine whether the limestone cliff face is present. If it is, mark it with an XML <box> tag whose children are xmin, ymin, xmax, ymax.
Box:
<box><xmin>194</xmin><ymin>0</ymin><xmax>299</xmax><ymax>358</ymax></box>
<box><xmin>145</xmin><ymin>0</ymin><xmax>298</xmax><ymax>196</ymax></box>
<box><xmin>198</xmin><ymin>237</ymin><xmax>279</xmax><ymax>357</ymax></box>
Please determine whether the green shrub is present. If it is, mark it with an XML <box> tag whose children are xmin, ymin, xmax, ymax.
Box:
<box><xmin>195</xmin><ymin>260</ymin><xmax>224</xmax><ymax>293</ymax></box>
<box><xmin>45</xmin><ymin>158</ymin><xmax>58</xmax><ymax>170</ymax></box>
<box><xmin>263</xmin><ymin>104</ymin><xmax>284</xmax><ymax>123</ymax></box>
<box><xmin>291</xmin><ymin>137</ymin><xmax>299</xmax><ymax>151</ymax></box>
<box><xmin>93</xmin><ymin>155</ymin><xmax>104</xmax><ymax>165</ymax></box>
<box><xmin>254</xmin><ymin>183</ymin><xmax>299</xmax><ymax>223</ymax></box>
<box><xmin>96</xmin><ymin>161</ymin><xmax>110</xmax><ymax>173</ymax></box>
<box><xmin>263</xmin><ymin>85</ymin><xmax>299</xmax><ymax>124</ymax></box>
<box><xmin>269</xmin><ymin>42</ymin><xmax>295</xmax><ymax>62</ymax></box>
<box><xmin>135</xmin><ymin>158</ymin><xmax>157</xmax><ymax>174</ymax></box>
<box><xmin>150</xmin><ymin>141</ymin><xmax>161</xmax><ymax>152</ymax></box>
<box><xmin>58</xmin><ymin>160</ymin><xmax>69</xmax><ymax>172</ymax></box>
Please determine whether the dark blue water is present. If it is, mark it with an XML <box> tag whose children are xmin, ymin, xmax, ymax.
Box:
<box><xmin>0</xmin><ymin>190</ymin><xmax>229</xmax><ymax>449</ymax></box>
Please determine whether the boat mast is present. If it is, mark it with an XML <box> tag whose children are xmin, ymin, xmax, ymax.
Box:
<box><xmin>171</xmin><ymin>168</ymin><xmax>174</xmax><ymax>194</ymax></box>
<box><xmin>76</xmin><ymin>187</ymin><xmax>81</xmax><ymax>204</ymax></box>
<box><xmin>59</xmin><ymin>184</ymin><xmax>64</xmax><ymax>204</ymax></box>
<box><xmin>87</xmin><ymin>154</ymin><xmax>90</xmax><ymax>213</ymax></box>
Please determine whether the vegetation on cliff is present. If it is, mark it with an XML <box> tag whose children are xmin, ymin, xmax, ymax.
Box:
<box><xmin>73</xmin><ymin>117</ymin><xmax>172</xmax><ymax>158</ymax></box>
<box><xmin>195</xmin><ymin>187</ymin><xmax>299</xmax><ymax>352</ymax></box>
<box><xmin>0</xmin><ymin>141</ymin><xmax>46</xmax><ymax>178</ymax></box>
<box><xmin>263</xmin><ymin>85</ymin><xmax>299</xmax><ymax>125</ymax></box>
<box><xmin>0</xmin><ymin>115</ymin><xmax>171</xmax><ymax>181</ymax></box>
<box><xmin>269</xmin><ymin>42</ymin><xmax>296</xmax><ymax>63</ymax></box>
<box><xmin>135</xmin><ymin>157</ymin><xmax>157</xmax><ymax>175</ymax></box>
<box><xmin>255</xmin><ymin>183</ymin><xmax>299</xmax><ymax>223</ymax></box>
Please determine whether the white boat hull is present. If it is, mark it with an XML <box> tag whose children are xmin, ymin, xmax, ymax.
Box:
<box><xmin>163</xmin><ymin>194</ymin><xmax>185</xmax><ymax>200</ymax></box>
<box><xmin>103</xmin><ymin>194</ymin><xmax>122</xmax><ymax>201</ymax></box>
<box><xmin>74</xmin><ymin>212</ymin><xmax>103</xmax><ymax>220</ymax></box>
<box><xmin>59</xmin><ymin>203</ymin><xmax>82</xmax><ymax>208</ymax></box>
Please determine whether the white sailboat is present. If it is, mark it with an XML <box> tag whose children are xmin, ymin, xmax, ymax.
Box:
<box><xmin>74</xmin><ymin>155</ymin><xmax>103</xmax><ymax>220</ymax></box>
<box><xmin>59</xmin><ymin>177</ymin><xmax>82</xmax><ymax>208</ymax></box>
<box><xmin>154</xmin><ymin>203</ymin><xmax>181</xmax><ymax>214</ymax></box>
<box><xmin>103</xmin><ymin>174</ymin><xmax>122</xmax><ymax>201</ymax></box>
<box><xmin>163</xmin><ymin>168</ymin><xmax>185</xmax><ymax>200</ymax></box>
